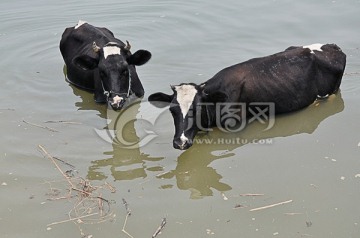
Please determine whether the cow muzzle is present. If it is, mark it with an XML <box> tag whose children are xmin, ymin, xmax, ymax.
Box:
<box><xmin>173</xmin><ymin>136</ymin><xmax>193</xmax><ymax>150</ymax></box>
<box><xmin>109</xmin><ymin>95</ymin><xmax>126</xmax><ymax>110</ymax></box>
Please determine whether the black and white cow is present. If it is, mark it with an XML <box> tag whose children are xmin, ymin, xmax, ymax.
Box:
<box><xmin>60</xmin><ymin>20</ymin><xmax>151</xmax><ymax>110</ymax></box>
<box><xmin>149</xmin><ymin>43</ymin><xmax>346</xmax><ymax>150</ymax></box>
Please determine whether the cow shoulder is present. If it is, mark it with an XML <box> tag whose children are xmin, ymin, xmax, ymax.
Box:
<box><xmin>313</xmin><ymin>44</ymin><xmax>346</xmax><ymax>73</ymax></box>
<box><xmin>73</xmin><ymin>53</ymin><xmax>99</xmax><ymax>70</ymax></box>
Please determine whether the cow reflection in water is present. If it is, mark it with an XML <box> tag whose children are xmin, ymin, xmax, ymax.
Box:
<box><xmin>69</xmin><ymin>85</ymin><xmax>233</xmax><ymax>195</ymax></box>
<box><xmin>67</xmin><ymin>84</ymin><xmax>165</xmax><ymax>180</ymax></box>
<box><xmin>71</xmin><ymin>85</ymin><xmax>344</xmax><ymax>198</ymax></box>
<box><xmin>158</xmin><ymin>151</ymin><xmax>233</xmax><ymax>199</ymax></box>
<box><xmin>86</xmin><ymin>99</ymin><xmax>164</xmax><ymax>180</ymax></box>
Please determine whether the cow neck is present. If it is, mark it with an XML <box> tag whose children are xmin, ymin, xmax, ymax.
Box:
<box><xmin>205</xmin><ymin>103</ymin><xmax>211</xmax><ymax>128</ymax></box>
<box><xmin>101</xmin><ymin>69</ymin><xmax>132</xmax><ymax>99</ymax></box>
<box><xmin>200</xmin><ymin>102</ymin><xmax>212</xmax><ymax>129</ymax></box>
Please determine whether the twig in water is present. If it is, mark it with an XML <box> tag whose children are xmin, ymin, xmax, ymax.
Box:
<box><xmin>38</xmin><ymin>145</ymin><xmax>74</xmax><ymax>188</ymax></box>
<box><xmin>47</xmin><ymin>196</ymin><xmax>74</xmax><ymax>201</ymax></box>
<box><xmin>233</xmin><ymin>204</ymin><xmax>247</xmax><ymax>209</ymax></box>
<box><xmin>344</xmin><ymin>72</ymin><xmax>360</xmax><ymax>76</ymax></box>
<box><xmin>122</xmin><ymin>198</ymin><xmax>131</xmax><ymax>215</ymax></box>
<box><xmin>44</xmin><ymin>120</ymin><xmax>82</xmax><ymax>125</ymax></box>
<box><xmin>52</xmin><ymin>156</ymin><xmax>76</xmax><ymax>169</ymax></box>
<box><xmin>47</xmin><ymin>212</ymin><xmax>99</xmax><ymax>226</ymax></box>
<box><xmin>152</xmin><ymin>218</ymin><xmax>167</xmax><ymax>238</ymax></box>
<box><xmin>105</xmin><ymin>182</ymin><xmax>116</xmax><ymax>193</ymax></box>
<box><xmin>121</xmin><ymin>198</ymin><xmax>133</xmax><ymax>238</ymax></box>
<box><xmin>23</xmin><ymin>120</ymin><xmax>59</xmax><ymax>132</ymax></box>
<box><xmin>39</xmin><ymin>146</ymin><xmax>106</xmax><ymax>201</ymax></box>
<box><xmin>239</xmin><ymin>193</ymin><xmax>264</xmax><ymax>197</ymax></box>
<box><xmin>122</xmin><ymin>212</ymin><xmax>133</xmax><ymax>238</ymax></box>
<box><xmin>39</xmin><ymin>144</ymin><xmax>114</xmax><ymax>229</ymax></box>
<box><xmin>249</xmin><ymin>199</ymin><xmax>293</xmax><ymax>212</ymax></box>
<box><xmin>98</xmin><ymin>193</ymin><xmax>104</xmax><ymax>216</ymax></box>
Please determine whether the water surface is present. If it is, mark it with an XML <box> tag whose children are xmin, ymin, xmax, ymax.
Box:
<box><xmin>1</xmin><ymin>0</ymin><xmax>360</xmax><ymax>237</ymax></box>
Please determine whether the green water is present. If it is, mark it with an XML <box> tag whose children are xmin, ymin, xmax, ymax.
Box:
<box><xmin>0</xmin><ymin>0</ymin><xmax>359</xmax><ymax>237</ymax></box>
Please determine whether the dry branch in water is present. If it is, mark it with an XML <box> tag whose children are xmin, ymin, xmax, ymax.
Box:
<box><xmin>44</xmin><ymin>120</ymin><xmax>82</xmax><ymax>125</ymax></box>
<box><xmin>23</xmin><ymin>120</ymin><xmax>59</xmax><ymax>132</ymax></box>
<box><xmin>39</xmin><ymin>145</ymin><xmax>167</xmax><ymax>238</ymax></box>
<box><xmin>38</xmin><ymin>145</ymin><xmax>115</xmax><ymax>229</ymax></box>
<box><xmin>122</xmin><ymin>198</ymin><xmax>131</xmax><ymax>215</ymax></box>
<box><xmin>344</xmin><ymin>72</ymin><xmax>360</xmax><ymax>76</ymax></box>
<box><xmin>239</xmin><ymin>193</ymin><xmax>264</xmax><ymax>197</ymax></box>
<box><xmin>152</xmin><ymin>218</ymin><xmax>167</xmax><ymax>238</ymax></box>
<box><xmin>249</xmin><ymin>199</ymin><xmax>293</xmax><ymax>212</ymax></box>
<box><xmin>121</xmin><ymin>198</ymin><xmax>133</xmax><ymax>238</ymax></box>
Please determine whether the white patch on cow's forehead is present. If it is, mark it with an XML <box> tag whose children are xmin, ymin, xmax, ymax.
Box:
<box><xmin>75</xmin><ymin>20</ymin><xmax>87</xmax><ymax>29</ymax></box>
<box><xmin>103</xmin><ymin>46</ymin><xmax>121</xmax><ymax>59</ymax></box>
<box><xmin>303</xmin><ymin>43</ymin><xmax>323</xmax><ymax>54</ymax></box>
<box><xmin>175</xmin><ymin>84</ymin><xmax>198</xmax><ymax>119</ymax></box>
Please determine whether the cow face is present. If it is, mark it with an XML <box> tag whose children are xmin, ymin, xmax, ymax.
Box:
<box><xmin>148</xmin><ymin>84</ymin><xmax>227</xmax><ymax>150</ymax></box>
<box><xmin>73</xmin><ymin>41</ymin><xmax>151</xmax><ymax>110</ymax></box>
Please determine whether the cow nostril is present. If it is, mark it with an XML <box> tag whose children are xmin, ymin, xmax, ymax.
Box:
<box><xmin>173</xmin><ymin>140</ymin><xmax>182</xmax><ymax>150</ymax></box>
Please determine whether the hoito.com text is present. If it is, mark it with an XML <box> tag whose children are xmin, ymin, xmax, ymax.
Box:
<box><xmin>193</xmin><ymin>137</ymin><xmax>273</xmax><ymax>145</ymax></box>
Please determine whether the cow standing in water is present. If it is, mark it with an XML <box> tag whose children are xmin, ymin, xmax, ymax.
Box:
<box><xmin>60</xmin><ymin>21</ymin><xmax>151</xmax><ymax>110</ymax></box>
<box><xmin>149</xmin><ymin>44</ymin><xmax>346</xmax><ymax>150</ymax></box>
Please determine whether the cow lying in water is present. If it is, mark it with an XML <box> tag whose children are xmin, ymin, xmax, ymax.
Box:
<box><xmin>60</xmin><ymin>20</ymin><xmax>152</xmax><ymax>110</ymax></box>
<box><xmin>149</xmin><ymin>44</ymin><xmax>346</xmax><ymax>150</ymax></box>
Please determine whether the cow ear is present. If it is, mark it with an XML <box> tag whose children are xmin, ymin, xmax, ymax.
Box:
<box><xmin>127</xmin><ymin>50</ymin><xmax>152</xmax><ymax>66</ymax></box>
<box><xmin>73</xmin><ymin>55</ymin><xmax>99</xmax><ymax>70</ymax></box>
<box><xmin>148</xmin><ymin>92</ymin><xmax>173</xmax><ymax>108</ymax></box>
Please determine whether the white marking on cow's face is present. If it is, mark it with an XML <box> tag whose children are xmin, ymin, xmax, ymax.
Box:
<box><xmin>75</xmin><ymin>20</ymin><xmax>87</xmax><ymax>29</ymax></box>
<box><xmin>111</xmin><ymin>95</ymin><xmax>123</xmax><ymax>107</ymax></box>
<box><xmin>175</xmin><ymin>84</ymin><xmax>198</xmax><ymax>119</ymax></box>
<box><xmin>303</xmin><ymin>43</ymin><xmax>324</xmax><ymax>54</ymax></box>
<box><xmin>103</xmin><ymin>46</ymin><xmax>121</xmax><ymax>59</ymax></box>
<box><xmin>180</xmin><ymin>132</ymin><xmax>189</xmax><ymax>145</ymax></box>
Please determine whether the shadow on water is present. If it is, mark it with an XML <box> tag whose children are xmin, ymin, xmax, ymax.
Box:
<box><xmin>156</xmin><ymin>92</ymin><xmax>344</xmax><ymax>198</ymax></box>
<box><xmin>67</xmin><ymin>66</ymin><xmax>344</xmax><ymax>198</ymax></box>
<box><xmin>83</xmin><ymin>98</ymin><xmax>164</xmax><ymax>181</ymax></box>
<box><xmin>64</xmin><ymin>66</ymin><xmax>165</xmax><ymax>181</ymax></box>
<box><xmin>69</xmin><ymin>84</ymin><xmax>108</xmax><ymax>118</ymax></box>
<box><xmin>63</xmin><ymin>65</ymin><xmax>108</xmax><ymax>119</ymax></box>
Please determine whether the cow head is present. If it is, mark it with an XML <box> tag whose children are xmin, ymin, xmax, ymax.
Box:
<box><xmin>73</xmin><ymin>41</ymin><xmax>151</xmax><ymax>110</ymax></box>
<box><xmin>148</xmin><ymin>83</ymin><xmax>227</xmax><ymax>150</ymax></box>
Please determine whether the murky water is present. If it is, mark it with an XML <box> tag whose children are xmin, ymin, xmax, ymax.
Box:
<box><xmin>1</xmin><ymin>0</ymin><xmax>360</xmax><ymax>237</ymax></box>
